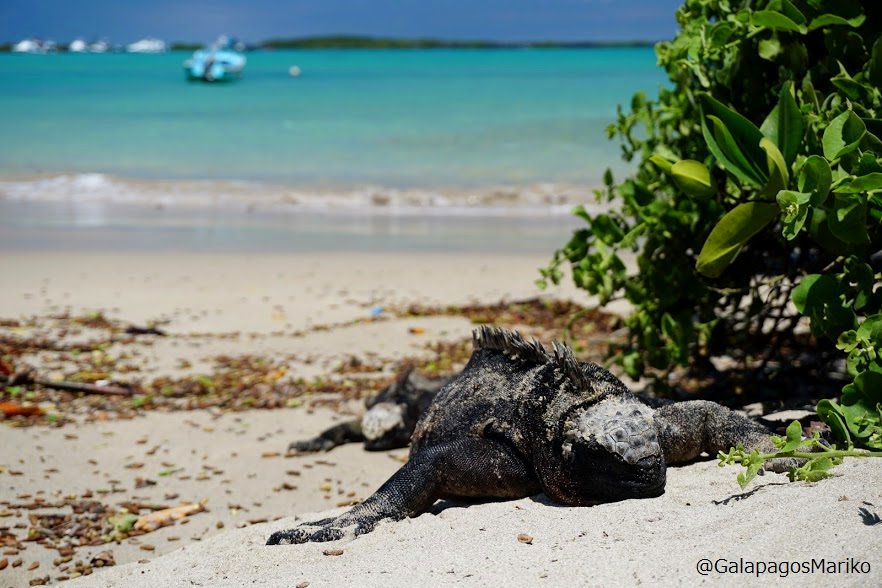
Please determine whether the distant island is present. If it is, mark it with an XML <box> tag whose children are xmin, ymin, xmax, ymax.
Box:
<box><xmin>259</xmin><ymin>36</ymin><xmax>657</xmax><ymax>49</ymax></box>
<box><xmin>0</xmin><ymin>35</ymin><xmax>657</xmax><ymax>53</ymax></box>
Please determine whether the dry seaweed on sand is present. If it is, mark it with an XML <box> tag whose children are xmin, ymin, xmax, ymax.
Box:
<box><xmin>0</xmin><ymin>300</ymin><xmax>621</xmax><ymax>428</ymax></box>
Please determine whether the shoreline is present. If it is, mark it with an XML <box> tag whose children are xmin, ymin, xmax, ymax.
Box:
<box><xmin>0</xmin><ymin>172</ymin><xmax>599</xmax><ymax>217</ymax></box>
<box><xmin>0</xmin><ymin>173</ymin><xmax>596</xmax><ymax>254</ymax></box>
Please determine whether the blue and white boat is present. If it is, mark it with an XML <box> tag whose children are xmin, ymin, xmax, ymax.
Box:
<box><xmin>183</xmin><ymin>36</ymin><xmax>246</xmax><ymax>82</ymax></box>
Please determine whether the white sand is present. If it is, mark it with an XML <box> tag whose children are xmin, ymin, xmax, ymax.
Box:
<box><xmin>69</xmin><ymin>459</ymin><xmax>882</xmax><ymax>587</ymax></box>
<box><xmin>0</xmin><ymin>251</ymin><xmax>582</xmax><ymax>378</ymax></box>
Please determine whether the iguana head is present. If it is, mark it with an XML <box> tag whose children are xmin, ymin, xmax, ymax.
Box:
<box><xmin>550</xmin><ymin>396</ymin><xmax>665</xmax><ymax>504</ymax></box>
<box><xmin>362</xmin><ymin>401</ymin><xmax>408</xmax><ymax>450</ymax></box>
<box><xmin>363</xmin><ymin>366</ymin><xmax>431</xmax><ymax>450</ymax></box>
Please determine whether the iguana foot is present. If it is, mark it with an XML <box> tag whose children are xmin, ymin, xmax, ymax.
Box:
<box><xmin>287</xmin><ymin>438</ymin><xmax>335</xmax><ymax>453</ymax></box>
<box><xmin>266</xmin><ymin>515</ymin><xmax>376</xmax><ymax>545</ymax></box>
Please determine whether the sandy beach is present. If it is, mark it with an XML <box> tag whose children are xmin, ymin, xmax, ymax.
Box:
<box><xmin>0</xmin><ymin>248</ymin><xmax>588</xmax><ymax>586</ymax></box>
<box><xmin>71</xmin><ymin>459</ymin><xmax>882</xmax><ymax>588</ymax></box>
<box><xmin>1</xmin><ymin>249</ymin><xmax>880</xmax><ymax>587</ymax></box>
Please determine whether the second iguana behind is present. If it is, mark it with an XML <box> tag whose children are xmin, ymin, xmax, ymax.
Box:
<box><xmin>288</xmin><ymin>367</ymin><xmax>448</xmax><ymax>453</ymax></box>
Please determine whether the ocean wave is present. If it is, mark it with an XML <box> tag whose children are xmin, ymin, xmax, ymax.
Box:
<box><xmin>0</xmin><ymin>173</ymin><xmax>602</xmax><ymax>217</ymax></box>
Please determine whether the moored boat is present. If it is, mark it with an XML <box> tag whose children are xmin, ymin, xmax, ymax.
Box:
<box><xmin>183</xmin><ymin>36</ymin><xmax>246</xmax><ymax>82</ymax></box>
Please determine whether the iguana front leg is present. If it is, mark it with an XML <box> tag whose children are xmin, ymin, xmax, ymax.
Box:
<box><xmin>653</xmin><ymin>400</ymin><xmax>797</xmax><ymax>472</ymax></box>
<box><xmin>267</xmin><ymin>437</ymin><xmax>539</xmax><ymax>544</ymax></box>
<box><xmin>288</xmin><ymin>420</ymin><xmax>364</xmax><ymax>453</ymax></box>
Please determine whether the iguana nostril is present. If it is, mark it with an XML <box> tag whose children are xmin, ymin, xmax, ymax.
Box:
<box><xmin>637</xmin><ymin>455</ymin><xmax>660</xmax><ymax>469</ymax></box>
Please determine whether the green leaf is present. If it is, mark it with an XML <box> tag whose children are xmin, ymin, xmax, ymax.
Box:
<box><xmin>760</xmin><ymin>82</ymin><xmax>804</xmax><ymax>167</ymax></box>
<box><xmin>800</xmin><ymin>460</ymin><xmax>835</xmax><ymax>482</ymax></box>
<box><xmin>855</xmin><ymin>371</ymin><xmax>882</xmax><ymax>404</ymax></box>
<box><xmin>822</xmin><ymin>111</ymin><xmax>866</xmax><ymax>160</ymax></box>
<box><xmin>775</xmin><ymin>0</ymin><xmax>807</xmax><ymax>25</ymax></box>
<box><xmin>831</xmin><ymin>63</ymin><xmax>867</xmax><ymax>101</ymax></box>
<box><xmin>590</xmin><ymin>214</ymin><xmax>625</xmax><ymax>245</ymax></box>
<box><xmin>869</xmin><ymin>38</ymin><xmax>882</xmax><ymax>87</ymax></box>
<box><xmin>671</xmin><ymin>160</ymin><xmax>715</xmax><ymax>199</ymax></box>
<box><xmin>828</xmin><ymin>193</ymin><xmax>869</xmax><ymax>244</ymax></box>
<box><xmin>109</xmin><ymin>513</ymin><xmax>138</xmax><ymax>533</ymax></box>
<box><xmin>700</xmin><ymin>94</ymin><xmax>769</xmax><ymax>187</ymax></box>
<box><xmin>696</xmin><ymin>202</ymin><xmax>779</xmax><ymax>278</ymax></box>
<box><xmin>857</xmin><ymin>152</ymin><xmax>882</xmax><ymax>176</ymax></box>
<box><xmin>708</xmin><ymin>22</ymin><xmax>735</xmax><ymax>48</ymax></box>
<box><xmin>792</xmin><ymin>274</ymin><xmax>856</xmax><ymax>338</ymax></box>
<box><xmin>857</xmin><ymin>315</ymin><xmax>882</xmax><ymax>346</ymax></box>
<box><xmin>847</xmin><ymin>261</ymin><xmax>876</xmax><ymax>311</ymax></box>
<box><xmin>797</xmin><ymin>156</ymin><xmax>832</xmax><ymax>206</ymax></box>
<box><xmin>817</xmin><ymin>399</ymin><xmax>852</xmax><ymax>447</ymax></box>
<box><xmin>807</xmin><ymin>13</ymin><xmax>866</xmax><ymax>31</ymax></box>
<box><xmin>758</xmin><ymin>37</ymin><xmax>782</xmax><ymax>61</ymax></box>
<box><xmin>648</xmin><ymin>155</ymin><xmax>674</xmax><ymax>174</ymax></box>
<box><xmin>835</xmin><ymin>173</ymin><xmax>882</xmax><ymax>194</ymax></box>
<box><xmin>837</xmin><ymin>330</ymin><xmax>859</xmax><ymax>352</ymax></box>
<box><xmin>760</xmin><ymin>137</ymin><xmax>790</xmax><ymax>194</ymax></box>
<box><xmin>752</xmin><ymin>11</ymin><xmax>806</xmax><ymax>34</ymax></box>
<box><xmin>780</xmin><ymin>420</ymin><xmax>804</xmax><ymax>452</ymax></box>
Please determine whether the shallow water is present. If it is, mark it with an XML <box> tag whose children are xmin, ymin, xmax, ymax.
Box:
<box><xmin>0</xmin><ymin>48</ymin><xmax>663</xmax><ymax>189</ymax></box>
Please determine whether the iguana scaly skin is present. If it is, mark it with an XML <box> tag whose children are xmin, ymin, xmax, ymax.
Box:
<box><xmin>288</xmin><ymin>367</ymin><xmax>448</xmax><ymax>453</ymax></box>
<box><xmin>268</xmin><ymin>327</ymin><xmax>790</xmax><ymax>545</ymax></box>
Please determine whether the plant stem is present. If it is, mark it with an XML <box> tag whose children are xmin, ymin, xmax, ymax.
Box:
<box><xmin>761</xmin><ymin>450</ymin><xmax>882</xmax><ymax>460</ymax></box>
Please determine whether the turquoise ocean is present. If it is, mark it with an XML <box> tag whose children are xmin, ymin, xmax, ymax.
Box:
<box><xmin>0</xmin><ymin>48</ymin><xmax>664</xmax><ymax>252</ymax></box>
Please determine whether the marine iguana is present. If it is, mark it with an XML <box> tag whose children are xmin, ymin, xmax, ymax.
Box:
<box><xmin>268</xmin><ymin>326</ymin><xmax>793</xmax><ymax>545</ymax></box>
<box><xmin>288</xmin><ymin>367</ymin><xmax>448</xmax><ymax>453</ymax></box>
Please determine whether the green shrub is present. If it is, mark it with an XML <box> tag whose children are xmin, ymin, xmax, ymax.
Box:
<box><xmin>542</xmin><ymin>0</ymin><xmax>882</xmax><ymax>449</ymax></box>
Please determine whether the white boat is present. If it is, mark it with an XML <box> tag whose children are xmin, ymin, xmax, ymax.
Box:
<box><xmin>13</xmin><ymin>38</ymin><xmax>49</xmax><ymax>53</ymax></box>
<box><xmin>183</xmin><ymin>36</ymin><xmax>246</xmax><ymax>82</ymax></box>
<box><xmin>89</xmin><ymin>40</ymin><xmax>111</xmax><ymax>53</ymax></box>
<box><xmin>127</xmin><ymin>38</ymin><xmax>167</xmax><ymax>53</ymax></box>
<box><xmin>68</xmin><ymin>39</ymin><xmax>87</xmax><ymax>53</ymax></box>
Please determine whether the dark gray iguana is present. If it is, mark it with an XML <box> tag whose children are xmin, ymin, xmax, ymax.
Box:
<box><xmin>267</xmin><ymin>326</ymin><xmax>793</xmax><ymax>545</ymax></box>
<box><xmin>288</xmin><ymin>367</ymin><xmax>449</xmax><ymax>453</ymax></box>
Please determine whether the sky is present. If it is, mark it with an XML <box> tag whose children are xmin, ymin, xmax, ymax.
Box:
<box><xmin>1</xmin><ymin>0</ymin><xmax>682</xmax><ymax>44</ymax></box>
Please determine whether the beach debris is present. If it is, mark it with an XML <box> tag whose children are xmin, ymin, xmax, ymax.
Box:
<box><xmin>408</xmin><ymin>326</ymin><xmax>426</xmax><ymax>335</ymax></box>
<box><xmin>517</xmin><ymin>533</ymin><xmax>534</xmax><ymax>544</ymax></box>
<box><xmin>0</xmin><ymin>299</ymin><xmax>617</xmax><ymax>428</ymax></box>
<box><xmin>296</xmin><ymin>582</ymin><xmax>309</xmax><ymax>588</ymax></box>
<box><xmin>110</xmin><ymin>513</ymin><xmax>138</xmax><ymax>533</ymax></box>
<box><xmin>134</xmin><ymin>477</ymin><xmax>156</xmax><ymax>489</ymax></box>
<box><xmin>133</xmin><ymin>502</ymin><xmax>206</xmax><ymax>532</ymax></box>
<box><xmin>124</xmin><ymin>325</ymin><xmax>166</xmax><ymax>336</ymax></box>
<box><xmin>90</xmin><ymin>551</ymin><xmax>115</xmax><ymax>567</ymax></box>
<box><xmin>322</xmin><ymin>548</ymin><xmax>344</xmax><ymax>556</ymax></box>
<box><xmin>0</xmin><ymin>402</ymin><xmax>44</xmax><ymax>417</ymax></box>
<box><xmin>1</xmin><ymin>371</ymin><xmax>132</xmax><ymax>397</ymax></box>
<box><xmin>0</xmin><ymin>558</ymin><xmax>7</xmax><ymax>570</ymax></box>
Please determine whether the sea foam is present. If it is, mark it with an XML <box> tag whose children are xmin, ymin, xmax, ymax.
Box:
<box><xmin>0</xmin><ymin>174</ymin><xmax>603</xmax><ymax>218</ymax></box>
